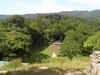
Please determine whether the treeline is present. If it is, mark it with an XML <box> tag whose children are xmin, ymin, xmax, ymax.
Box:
<box><xmin>0</xmin><ymin>14</ymin><xmax>100</xmax><ymax>61</ymax></box>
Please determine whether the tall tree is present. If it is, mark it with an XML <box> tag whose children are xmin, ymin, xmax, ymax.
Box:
<box><xmin>59</xmin><ymin>31</ymin><xmax>82</xmax><ymax>60</ymax></box>
<box><xmin>0</xmin><ymin>15</ymin><xmax>32</xmax><ymax>61</ymax></box>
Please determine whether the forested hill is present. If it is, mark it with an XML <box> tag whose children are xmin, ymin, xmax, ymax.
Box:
<box><xmin>0</xmin><ymin>13</ymin><xmax>39</xmax><ymax>20</ymax></box>
<box><xmin>0</xmin><ymin>12</ymin><xmax>100</xmax><ymax>62</ymax></box>
<box><xmin>0</xmin><ymin>15</ymin><xmax>11</xmax><ymax>20</ymax></box>
<box><xmin>0</xmin><ymin>9</ymin><xmax>100</xmax><ymax>20</ymax></box>
<box><xmin>59</xmin><ymin>9</ymin><xmax>100</xmax><ymax>18</ymax></box>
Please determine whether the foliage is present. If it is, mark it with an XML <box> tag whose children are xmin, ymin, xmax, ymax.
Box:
<box><xmin>60</xmin><ymin>37</ymin><xmax>81</xmax><ymax>60</ymax></box>
<box><xmin>84</xmin><ymin>31</ymin><xmax>100</xmax><ymax>54</ymax></box>
<box><xmin>0</xmin><ymin>15</ymin><xmax>32</xmax><ymax>61</ymax></box>
<box><xmin>0</xmin><ymin>13</ymin><xmax>100</xmax><ymax>61</ymax></box>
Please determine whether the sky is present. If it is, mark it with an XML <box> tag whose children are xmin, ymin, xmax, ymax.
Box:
<box><xmin>0</xmin><ymin>0</ymin><xmax>100</xmax><ymax>15</ymax></box>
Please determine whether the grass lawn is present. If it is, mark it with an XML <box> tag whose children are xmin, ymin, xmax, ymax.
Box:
<box><xmin>32</xmin><ymin>56</ymin><xmax>90</xmax><ymax>69</ymax></box>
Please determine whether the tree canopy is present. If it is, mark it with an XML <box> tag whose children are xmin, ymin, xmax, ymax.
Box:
<box><xmin>0</xmin><ymin>13</ymin><xmax>100</xmax><ymax>61</ymax></box>
<box><xmin>84</xmin><ymin>31</ymin><xmax>100</xmax><ymax>54</ymax></box>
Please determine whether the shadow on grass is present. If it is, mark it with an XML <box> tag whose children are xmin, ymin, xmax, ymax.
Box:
<box><xmin>5</xmin><ymin>67</ymin><xmax>86</xmax><ymax>75</ymax></box>
<box><xmin>29</xmin><ymin>53</ymin><xmax>50</xmax><ymax>63</ymax></box>
<box><xmin>26</xmin><ymin>44</ymin><xmax>50</xmax><ymax>63</ymax></box>
<box><xmin>5</xmin><ymin>67</ymin><xmax>65</xmax><ymax>75</ymax></box>
<box><xmin>31</xmin><ymin>44</ymin><xmax>49</xmax><ymax>53</ymax></box>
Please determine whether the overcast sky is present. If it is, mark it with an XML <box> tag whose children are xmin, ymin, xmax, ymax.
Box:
<box><xmin>0</xmin><ymin>0</ymin><xmax>100</xmax><ymax>15</ymax></box>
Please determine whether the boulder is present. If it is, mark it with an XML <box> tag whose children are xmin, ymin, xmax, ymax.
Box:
<box><xmin>86</xmin><ymin>51</ymin><xmax>100</xmax><ymax>75</ymax></box>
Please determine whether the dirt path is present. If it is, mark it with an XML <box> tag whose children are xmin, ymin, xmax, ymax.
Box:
<box><xmin>0</xmin><ymin>67</ymin><xmax>87</xmax><ymax>75</ymax></box>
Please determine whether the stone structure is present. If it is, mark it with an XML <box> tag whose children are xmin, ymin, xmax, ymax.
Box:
<box><xmin>50</xmin><ymin>41</ymin><xmax>61</xmax><ymax>58</ymax></box>
<box><xmin>86</xmin><ymin>51</ymin><xmax>100</xmax><ymax>75</ymax></box>
<box><xmin>51</xmin><ymin>52</ymin><xmax>57</xmax><ymax>57</ymax></box>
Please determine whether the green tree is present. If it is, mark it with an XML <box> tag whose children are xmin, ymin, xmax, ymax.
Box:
<box><xmin>0</xmin><ymin>15</ymin><xmax>33</xmax><ymax>61</ymax></box>
<box><xmin>44</xmin><ymin>23</ymin><xmax>64</xmax><ymax>44</ymax></box>
<box><xmin>2</xmin><ymin>15</ymin><xmax>26</xmax><ymax>28</ymax></box>
<box><xmin>59</xmin><ymin>31</ymin><xmax>82</xmax><ymax>60</ymax></box>
<box><xmin>60</xmin><ymin>38</ymin><xmax>81</xmax><ymax>60</ymax></box>
<box><xmin>84</xmin><ymin>31</ymin><xmax>100</xmax><ymax>54</ymax></box>
<box><xmin>76</xmin><ymin>23</ymin><xmax>95</xmax><ymax>36</ymax></box>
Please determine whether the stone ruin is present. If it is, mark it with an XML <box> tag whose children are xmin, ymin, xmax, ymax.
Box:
<box><xmin>50</xmin><ymin>41</ymin><xmax>61</xmax><ymax>58</ymax></box>
<box><xmin>86</xmin><ymin>51</ymin><xmax>100</xmax><ymax>75</ymax></box>
<box><xmin>50</xmin><ymin>45</ymin><xmax>60</xmax><ymax>58</ymax></box>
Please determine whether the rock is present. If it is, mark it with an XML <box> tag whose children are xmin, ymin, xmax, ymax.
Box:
<box><xmin>86</xmin><ymin>51</ymin><xmax>100</xmax><ymax>75</ymax></box>
<box><xmin>0</xmin><ymin>71</ymin><xmax>7</xmax><ymax>75</ymax></box>
<box><xmin>38</xmin><ymin>67</ymin><xmax>49</xmax><ymax>70</ymax></box>
<box><xmin>51</xmin><ymin>52</ymin><xmax>57</xmax><ymax>58</ymax></box>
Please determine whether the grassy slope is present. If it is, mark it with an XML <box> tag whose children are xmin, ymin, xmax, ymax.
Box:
<box><xmin>33</xmin><ymin>44</ymin><xmax>53</xmax><ymax>56</ymax></box>
<box><xmin>30</xmin><ymin>44</ymin><xmax>90</xmax><ymax>69</ymax></box>
<box><xmin>0</xmin><ymin>44</ymin><xmax>90</xmax><ymax>75</ymax></box>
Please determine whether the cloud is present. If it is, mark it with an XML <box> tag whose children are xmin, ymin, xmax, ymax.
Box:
<box><xmin>18</xmin><ymin>0</ymin><xmax>100</xmax><ymax>14</ymax></box>
<box><xmin>69</xmin><ymin>0</ymin><xmax>100</xmax><ymax>10</ymax></box>
<box><xmin>69</xmin><ymin>0</ymin><xmax>97</xmax><ymax>4</ymax></box>
<box><xmin>42</xmin><ymin>0</ymin><xmax>57</xmax><ymax>4</ymax></box>
<box><xmin>18</xmin><ymin>0</ymin><xmax>82</xmax><ymax>13</ymax></box>
<box><xmin>1</xmin><ymin>0</ymin><xmax>100</xmax><ymax>14</ymax></box>
<box><xmin>69</xmin><ymin>0</ymin><xmax>100</xmax><ymax>6</ymax></box>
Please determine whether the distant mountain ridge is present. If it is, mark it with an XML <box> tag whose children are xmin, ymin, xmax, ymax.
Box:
<box><xmin>0</xmin><ymin>15</ymin><xmax>11</xmax><ymax>20</ymax></box>
<box><xmin>0</xmin><ymin>13</ymin><xmax>39</xmax><ymax>20</ymax></box>
<box><xmin>0</xmin><ymin>9</ymin><xmax>100</xmax><ymax>20</ymax></box>
<box><xmin>58</xmin><ymin>10</ymin><xmax>100</xmax><ymax>18</ymax></box>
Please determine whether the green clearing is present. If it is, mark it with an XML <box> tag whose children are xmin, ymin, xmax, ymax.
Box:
<box><xmin>32</xmin><ymin>44</ymin><xmax>53</xmax><ymax>56</ymax></box>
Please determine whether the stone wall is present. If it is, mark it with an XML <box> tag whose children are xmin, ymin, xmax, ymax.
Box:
<box><xmin>86</xmin><ymin>51</ymin><xmax>100</xmax><ymax>75</ymax></box>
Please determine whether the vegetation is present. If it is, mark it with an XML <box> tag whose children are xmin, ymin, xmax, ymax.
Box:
<box><xmin>0</xmin><ymin>45</ymin><xmax>89</xmax><ymax>75</ymax></box>
<box><xmin>0</xmin><ymin>56</ymin><xmax>90</xmax><ymax>70</ymax></box>
<box><xmin>0</xmin><ymin>13</ymin><xmax>100</xmax><ymax>61</ymax></box>
<box><xmin>84</xmin><ymin>31</ymin><xmax>100</xmax><ymax>53</ymax></box>
<box><xmin>0</xmin><ymin>12</ymin><xmax>100</xmax><ymax>75</ymax></box>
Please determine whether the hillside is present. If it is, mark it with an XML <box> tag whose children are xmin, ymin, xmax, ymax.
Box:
<box><xmin>59</xmin><ymin>9</ymin><xmax>100</xmax><ymax>18</ymax></box>
<box><xmin>0</xmin><ymin>9</ymin><xmax>100</xmax><ymax>20</ymax></box>
<box><xmin>0</xmin><ymin>44</ymin><xmax>89</xmax><ymax>75</ymax></box>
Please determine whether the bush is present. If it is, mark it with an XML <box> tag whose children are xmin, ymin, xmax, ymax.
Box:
<box><xmin>2</xmin><ymin>58</ymin><xmax>22</xmax><ymax>70</ymax></box>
